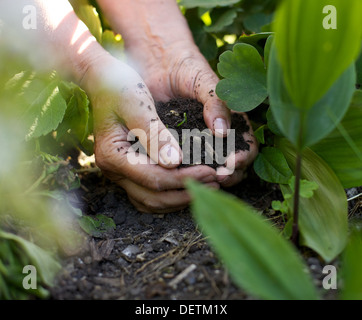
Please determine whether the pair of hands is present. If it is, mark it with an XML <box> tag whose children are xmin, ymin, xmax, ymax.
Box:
<box><xmin>80</xmin><ymin>2</ymin><xmax>258</xmax><ymax>213</ymax></box>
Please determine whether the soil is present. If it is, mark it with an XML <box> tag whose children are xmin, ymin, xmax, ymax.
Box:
<box><xmin>144</xmin><ymin>98</ymin><xmax>250</xmax><ymax>169</ymax></box>
<box><xmin>48</xmin><ymin>98</ymin><xmax>361</xmax><ymax>300</ymax></box>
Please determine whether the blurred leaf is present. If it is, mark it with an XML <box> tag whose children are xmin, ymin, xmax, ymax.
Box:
<box><xmin>0</xmin><ymin>231</ymin><xmax>61</xmax><ymax>287</ymax></box>
<box><xmin>277</xmin><ymin>138</ymin><xmax>348</xmax><ymax>262</ymax></box>
<box><xmin>216</xmin><ymin>43</ymin><xmax>267</xmax><ymax>111</ymax></box>
<box><xmin>340</xmin><ymin>229</ymin><xmax>362</xmax><ymax>300</ymax></box>
<box><xmin>266</xmin><ymin>107</ymin><xmax>283</xmax><ymax>136</ymax></box>
<box><xmin>253</xmin><ymin>147</ymin><xmax>293</xmax><ymax>184</ymax></box>
<box><xmin>180</xmin><ymin>0</ymin><xmax>240</xmax><ymax>9</ymax></box>
<box><xmin>268</xmin><ymin>45</ymin><xmax>355</xmax><ymax>149</ymax></box>
<box><xmin>205</xmin><ymin>8</ymin><xmax>237</xmax><ymax>32</ymax></box>
<box><xmin>187</xmin><ymin>180</ymin><xmax>318</xmax><ymax>300</ymax></box>
<box><xmin>13</xmin><ymin>72</ymin><xmax>68</xmax><ymax>141</ymax></box>
<box><xmin>273</xmin><ymin>0</ymin><xmax>362</xmax><ymax>110</ymax></box>
<box><xmin>78</xmin><ymin>214</ymin><xmax>116</xmax><ymax>238</ymax></box>
<box><xmin>243</xmin><ymin>12</ymin><xmax>274</xmax><ymax>33</ymax></box>
<box><xmin>311</xmin><ymin>90</ymin><xmax>362</xmax><ymax>188</ymax></box>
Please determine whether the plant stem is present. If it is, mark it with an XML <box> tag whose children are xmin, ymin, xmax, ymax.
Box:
<box><xmin>291</xmin><ymin>151</ymin><xmax>302</xmax><ymax>245</ymax></box>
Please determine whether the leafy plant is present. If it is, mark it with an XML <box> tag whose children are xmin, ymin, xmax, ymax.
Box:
<box><xmin>187</xmin><ymin>0</ymin><xmax>362</xmax><ymax>300</ymax></box>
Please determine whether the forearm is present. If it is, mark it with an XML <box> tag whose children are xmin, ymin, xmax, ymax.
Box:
<box><xmin>96</xmin><ymin>0</ymin><xmax>196</xmax><ymax>55</ymax></box>
<box><xmin>0</xmin><ymin>0</ymin><xmax>106</xmax><ymax>83</ymax></box>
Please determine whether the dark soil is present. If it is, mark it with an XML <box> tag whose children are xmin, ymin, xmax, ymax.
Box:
<box><xmin>49</xmin><ymin>168</ymin><xmax>348</xmax><ymax>300</ymax></box>
<box><xmin>154</xmin><ymin>98</ymin><xmax>250</xmax><ymax>169</ymax></box>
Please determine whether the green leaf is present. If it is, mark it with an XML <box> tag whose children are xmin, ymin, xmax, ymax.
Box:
<box><xmin>18</xmin><ymin>73</ymin><xmax>68</xmax><ymax>140</ymax></box>
<box><xmin>205</xmin><ymin>8</ymin><xmax>237</xmax><ymax>33</ymax></box>
<box><xmin>216</xmin><ymin>43</ymin><xmax>267</xmax><ymax>112</ymax></box>
<box><xmin>78</xmin><ymin>214</ymin><xmax>116</xmax><ymax>238</ymax></box>
<box><xmin>238</xmin><ymin>32</ymin><xmax>273</xmax><ymax>56</ymax></box>
<box><xmin>57</xmin><ymin>84</ymin><xmax>90</xmax><ymax>142</ymax></box>
<box><xmin>273</xmin><ymin>0</ymin><xmax>362</xmax><ymax>110</ymax></box>
<box><xmin>187</xmin><ymin>180</ymin><xmax>318</xmax><ymax>300</ymax></box>
<box><xmin>243</xmin><ymin>12</ymin><xmax>274</xmax><ymax>34</ymax></box>
<box><xmin>311</xmin><ymin>90</ymin><xmax>362</xmax><ymax>188</ymax></box>
<box><xmin>340</xmin><ymin>229</ymin><xmax>362</xmax><ymax>300</ymax></box>
<box><xmin>0</xmin><ymin>231</ymin><xmax>61</xmax><ymax>287</ymax></box>
<box><xmin>253</xmin><ymin>125</ymin><xmax>265</xmax><ymax>144</ymax></box>
<box><xmin>268</xmin><ymin>45</ymin><xmax>355</xmax><ymax>149</ymax></box>
<box><xmin>180</xmin><ymin>0</ymin><xmax>240</xmax><ymax>9</ymax></box>
<box><xmin>277</xmin><ymin>138</ymin><xmax>348</xmax><ymax>262</ymax></box>
<box><xmin>253</xmin><ymin>147</ymin><xmax>293</xmax><ymax>184</ymax></box>
<box><xmin>287</xmin><ymin>177</ymin><xmax>319</xmax><ymax>199</ymax></box>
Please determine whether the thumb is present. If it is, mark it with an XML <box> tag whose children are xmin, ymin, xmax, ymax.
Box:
<box><xmin>117</xmin><ymin>83</ymin><xmax>182</xmax><ymax>169</ymax></box>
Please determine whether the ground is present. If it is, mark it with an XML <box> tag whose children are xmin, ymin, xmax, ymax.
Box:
<box><xmin>49</xmin><ymin>169</ymin><xmax>350</xmax><ymax>300</ymax></box>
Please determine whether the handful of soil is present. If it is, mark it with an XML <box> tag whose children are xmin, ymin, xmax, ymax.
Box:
<box><xmin>155</xmin><ymin>98</ymin><xmax>250</xmax><ymax>169</ymax></box>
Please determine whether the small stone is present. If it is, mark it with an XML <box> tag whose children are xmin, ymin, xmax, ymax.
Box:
<box><xmin>122</xmin><ymin>245</ymin><xmax>141</xmax><ymax>258</ymax></box>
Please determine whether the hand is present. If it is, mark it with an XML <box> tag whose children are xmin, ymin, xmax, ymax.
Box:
<box><xmin>81</xmin><ymin>55</ymin><xmax>219</xmax><ymax>213</ymax></box>
<box><xmin>96</xmin><ymin>0</ymin><xmax>258</xmax><ymax>188</ymax></box>
<box><xmin>123</xmin><ymin>34</ymin><xmax>258</xmax><ymax>188</ymax></box>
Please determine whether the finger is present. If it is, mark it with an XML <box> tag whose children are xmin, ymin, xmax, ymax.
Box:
<box><xmin>95</xmin><ymin>129</ymin><xmax>218</xmax><ymax>191</ymax></box>
<box><xmin>123</xmin><ymin>180</ymin><xmax>220</xmax><ymax>214</ymax></box>
<box><xmin>169</xmin><ymin>52</ymin><xmax>231</xmax><ymax>138</ymax></box>
<box><xmin>89</xmin><ymin>59</ymin><xmax>182</xmax><ymax>168</ymax></box>
<box><xmin>119</xmin><ymin>179</ymin><xmax>191</xmax><ymax>213</ymax></box>
<box><xmin>217</xmin><ymin>169</ymin><xmax>245</xmax><ymax>188</ymax></box>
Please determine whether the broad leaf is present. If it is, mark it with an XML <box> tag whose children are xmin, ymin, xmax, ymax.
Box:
<box><xmin>311</xmin><ymin>90</ymin><xmax>362</xmax><ymax>188</ymax></box>
<box><xmin>273</xmin><ymin>0</ymin><xmax>362</xmax><ymax>110</ymax></box>
<box><xmin>180</xmin><ymin>0</ymin><xmax>240</xmax><ymax>9</ymax></box>
<box><xmin>277</xmin><ymin>138</ymin><xmax>348</xmax><ymax>262</ymax></box>
<box><xmin>268</xmin><ymin>45</ymin><xmax>355</xmax><ymax>149</ymax></box>
<box><xmin>253</xmin><ymin>147</ymin><xmax>293</xmax><ymax>184</ymax></box>
<box><xmin>187</xmin><ymin>180</ymin><xmax>318</xmax><ymax>300</ymax></box>
<box><xmin>217</xmin><ymin>43</ymin><xmax>267</xmax><ymax>112</ymax></box>
<box><xmin>78</xmin><ymin>214</ymin><xmax>116</xmax><ymax>238</ymax></box>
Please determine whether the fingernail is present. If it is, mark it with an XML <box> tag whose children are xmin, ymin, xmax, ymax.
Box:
<box><xmin>213</xmin><ymin>118</ymin><xmax>228</xmax><ymax>137</ymax></box>
<box><xmin>159</xmin><ymin>144</ymin><xmax>181</xmax><ymax>165</ymax></box>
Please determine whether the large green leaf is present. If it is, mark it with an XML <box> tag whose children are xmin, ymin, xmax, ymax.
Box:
<box><xmin>268</xmin><ymin>45</ymin><xmax>355</xmax><ymax>149</ymax></box>
<box><xmin>180</xmin><ymin>0</ymin><xmax>240</xmax><ymax>9</ymax></box>
<box><xmin>311</xmin><ymin>90</ymin><xmax>362</xmax><ymax>188</ymax></box>
<box><xmin>253</xmin><ymin>147</ymin><xmax>293</xmax><ymax>184</ymax></box>
<box><xmin>187</xmin><ymin>180</ymin><xmax>318</xmax><ymax>300</ymax></box>
<box><xmin>277</xmin><ymin>138</ymin><xmax>348</xmax><ymax>262</ymax></box>
<box><xmin>273</xmin><ymin>0</ymin><xmax>362</xmax><ymax>110</ymax></box>
<box><xmin>216</xmin><ymin>43</ymin><xmax>267</xmax><ymax>112</ymax></box>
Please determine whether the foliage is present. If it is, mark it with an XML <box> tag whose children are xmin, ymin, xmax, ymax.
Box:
<box><xmin>186</xmin><ymin>0</ymin><xmax>362</xmax><ymax>299</ymax></box>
